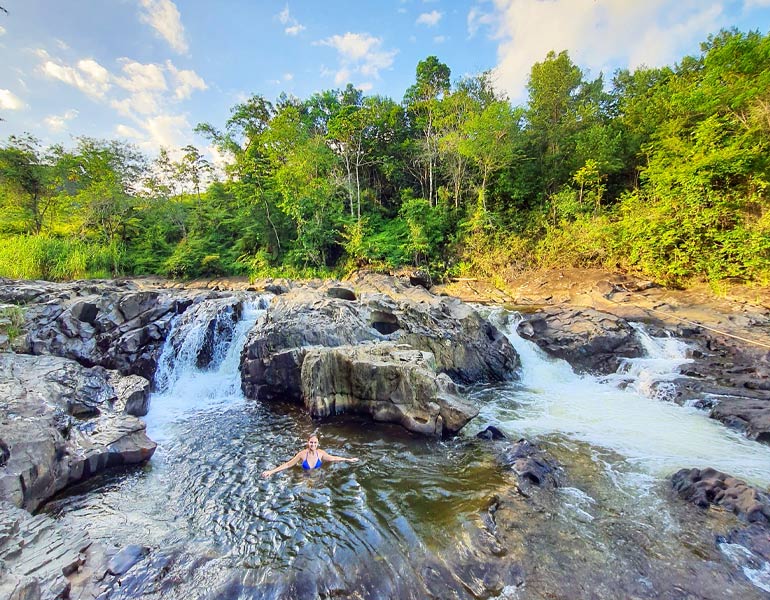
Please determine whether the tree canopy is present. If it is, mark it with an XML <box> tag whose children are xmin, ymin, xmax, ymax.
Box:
<box><xmin>1</xmin><ymin>28</ymin><xmax>768</xmax><ymax>286</ymax></box>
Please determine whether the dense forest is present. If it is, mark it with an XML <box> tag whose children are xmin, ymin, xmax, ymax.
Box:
<box><xmin>1</xmin><ymin>29</ymin><xmax>768</xmax><ymax>287</ymax></box>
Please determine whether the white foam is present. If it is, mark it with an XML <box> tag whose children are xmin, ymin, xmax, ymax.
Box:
<box><xmin>481</xmin><ymin>309</ymin><xmax>770</xmax><ymax>488</ymax></box>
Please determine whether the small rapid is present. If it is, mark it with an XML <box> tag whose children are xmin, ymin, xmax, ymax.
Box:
<box><xmin>473</xmin><ymin>309</ymin><xmax>770</xmax><ymax>488</ymax></box>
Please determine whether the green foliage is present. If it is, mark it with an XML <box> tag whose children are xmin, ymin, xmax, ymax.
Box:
<box><xmin>1</xmin><ymin>30</ymin><xmax>769</xmax><ymax>288</ymax></box>
<box><xmin>0</xmin><ymin>235</ymin><xmax>119</xmax><ymax>280</ymax></box>
<box><xmin>0</xmin><ymin>304</ymin><xmax>25</xmax><ymax>345</ymax></box>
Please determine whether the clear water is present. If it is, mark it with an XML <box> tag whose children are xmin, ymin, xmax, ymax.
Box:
<box><xmin>42</xmin><ymin>302</ymin><xmax>770</xmax><ymax>598</ymax></box>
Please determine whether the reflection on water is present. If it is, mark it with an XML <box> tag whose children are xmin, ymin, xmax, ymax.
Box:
<box><xmin>41</xmin><ymin>303</ymin><xmax>770</xmax><ymax>598</ymax></box>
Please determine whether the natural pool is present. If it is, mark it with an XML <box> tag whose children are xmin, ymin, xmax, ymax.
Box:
<box><xmin>42</xmin><ymin>301</ymin><xmax>770</xmax><ymax>598</ymax></box>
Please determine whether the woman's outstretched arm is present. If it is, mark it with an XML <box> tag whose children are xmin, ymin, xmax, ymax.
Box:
<box><xmin>319</xmin><ymin>450</ymin><xmax>359</xmax><ymax>463</ymax></box>
<box><xmin>261</xmin><ymin>451</ymin><xmax>304</xmax><ymax>478</ymax></box>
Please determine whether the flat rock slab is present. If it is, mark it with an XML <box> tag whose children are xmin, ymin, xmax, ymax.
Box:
<box><xmin>0</xmin><ymin>501</ymin><xmax>91</xmax><ymax>600</ymax></box>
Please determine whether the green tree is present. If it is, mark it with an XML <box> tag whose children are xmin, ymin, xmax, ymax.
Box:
<box><xmin>0</xmin><ymin>135</ymin><xmax>56</xmax><ymax>234</ymax></box>
<box><xmin>404</xmin><ymin>56</ymin><xmax>451</xmax><ymax>205</ymax></box>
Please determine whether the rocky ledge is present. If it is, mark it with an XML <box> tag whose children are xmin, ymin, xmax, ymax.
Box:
<box><xmin>241</xmin><ymin>283</ymin><xmax>519</xmax><ymax>436</ymax></box>
<box><xmin>2</xmin><ymin>277</ymin><xmax>227</xmax><ymax>379</ymax></box>
<box><xmin>0</xmin><ymin>352</ymin><xmax>156</xmax><ymax>512</ymax></box>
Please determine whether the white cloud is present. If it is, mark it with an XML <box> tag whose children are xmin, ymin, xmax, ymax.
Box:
<box><xmin>138</xmin><ymin>0</ymin><xmax>188</xmax><ymax>54</ymax></box>
<box><xmin>283</xmin><ymin>72</ymin><xmax>294</xmax><ymax>82</ymax></box>
<box><xmin>416</xmin><ymin>10</ymin><xmax>442</xmax><ymax>26</ymax></box>
<box><xmin>319</xmin><ymin>32</ymin><xmax>398</xmax><ymax>86</ymax></box>
<box><xmin>358</xmin><ymin>82</ymin><xmax>374</xmax><ymax>92</ymax></box>
<box><xmin>489</xmin><ymin>0</ymin><xmax>728</xmax><ymax>103</ymax></box>
<box><xmin>38</xmin><ymin>52</ymin><xmax>112</xmax><ymax>99</ymax></box>
<box><xmin>44</xmin><ymin>109</ymin><xmax>78</xmax><ymax>132</ymax></box>
<box><xmin>0</xmin><ymin>89</ymin><xmax>25</xmax><ymax>110</ymax></box>
<box><xmin>206</xmin><ymin>143</ymin><xmax>233</xmax><ymax>174</ymax></box>
<box><xmin>434</xmin><ymin>35</ymin><xmax>447</xmax><ymax>44</ymax></box>
<box><xmin>745</xmin><ymin>0</ymin><xmax>770</xmax><ymax>6</ymax></box>
<box><xmin>34</xmin><ymin>49</ymin><xmax>206</xmax><ymax>153</ymax></box>
<box><xmin>116</xmin><ymin>60</ymin><xmax>167</xmax><ymax>94</ymax></box>
<box><xmin>467</xmin><ymin>5</ymin><xmax>496</xmax><ymax>38</ymax></box>
<box><xmin>278</xmin><ymin>4</ymin><xmax>306</xmax><ymax>36</ymax></box>
<box><xmin>116</xmin><ymin>124</ymin><xmax>146</xmax><ymax>139</ymax></box>
<box><xmin>0</xmin><ymin>25</ymin><xmax>6</xmax><ymax>36</ymax></box>
<box><xmin>165</xmin><ymin>60</ymin><xmax>207</xmax><ymax>99</ymax></box>
<box><xmin>111</xmin><ymin>91</ymin><xmax>161</xmax><ymax>116</ymax></box>
<box><xmin>144</xmin><ymin>113</ymin><xmax>190</xmax><ymax>149</ymax></box>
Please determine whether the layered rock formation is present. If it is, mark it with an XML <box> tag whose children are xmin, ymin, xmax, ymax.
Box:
<box><xmin>241</xmin><ymin>284</ymin><xmax>518</xmax><ymax>435</ymax></box>
<box><xmin>0</xmin><ymin>353</ymin><xmax>156</xmax><ymax>512</ymax></box>
<box><xmin>301</xmin><ymin>343</ymin><xmax>478</xmax><ymax>435</ymax></box>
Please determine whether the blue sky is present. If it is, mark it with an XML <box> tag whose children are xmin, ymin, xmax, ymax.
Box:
<box><xmin>1</xmin><ymin>0</ymin><xmax>769</xmax><ymax>163</ymax></box>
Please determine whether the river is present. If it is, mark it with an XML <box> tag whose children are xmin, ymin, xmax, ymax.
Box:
<box><xmin>41</xmin><ymin>299</ymin><xmax>770</xmax><ymax>599</ymax></box>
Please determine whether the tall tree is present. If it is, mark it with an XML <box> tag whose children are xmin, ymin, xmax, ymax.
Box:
<box><xmin>0</xmin><ymin>135</ymin><xmax>56</xmax><ymax>234</ymax></box>
<box><xmin>404</xmin><ymin>56</ymin><xmax>451</xmax><ymax>205</ymax></box>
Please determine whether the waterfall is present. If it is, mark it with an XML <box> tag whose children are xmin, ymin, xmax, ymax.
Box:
<box><xmin>477</xmin><ymin>308</ymin><xmax>770</xmax><ymax>488</ymax></box>
<box><xmin>145</xmin><ymin>296</ymin><xmax>267</xmax><ymax>442</ymax></box>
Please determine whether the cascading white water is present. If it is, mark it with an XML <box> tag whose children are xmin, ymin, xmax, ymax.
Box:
<box><xmin>478</xmin><ymin>308</ymin><xmax>770</xmax><ymax>488</ymax></box>
<box><xmin>604</xmin><ymin>322</ymin><xmax>693</xmax><ymax>401</ymax></box>
<box><xmin>146</xmin><ymin>298</ymin><xmax>267</xmax><ymax>442</ymax></box>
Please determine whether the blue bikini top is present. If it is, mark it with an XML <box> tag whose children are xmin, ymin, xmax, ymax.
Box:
<box><xmin>302</xmin><ymin>452</ymin><xmax>322</xmax><ymax>470</ymax></box>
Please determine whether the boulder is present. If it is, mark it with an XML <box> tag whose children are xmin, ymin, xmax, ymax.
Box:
<box><xmin>671</xmin><ymin>467</ymin><xmax>770</xmax><ymax>524</ymax></box>
<box><xmin>496</xmin><ymin>438</ymin><xmax>561</xmax><ymax>490</ymax></box>
<box><xmin>517</xmin><ymin>306</ymin><xmax>644</xmax><ymax>374</ymax></box>
<box><xmin>107</xmin><ymin>371</ymin><xmax>152</xmax><ymax>416</ymax></box>
<box><xmin>0</xmin><ymin>353</ymin><xmax>156</xmax><ymax>511</ymax></box>
<box><xmin>710</xmin><ymin>399</ymin><xmax>770</xmax><ymax>444</ymax></box>
<box><xmin>476</xmin><ymin>425</ymin><xmax>508</xmax><ymax>441</ymax></box>
<box><xmin>301</xmin><ymin>343</ymin><xmax>479</xmax><ymax>436</ymax></box>
<box><xmin>241</xmin><ymin>286</ymin><xmax>519</xmax><ymax>406</ymax></box>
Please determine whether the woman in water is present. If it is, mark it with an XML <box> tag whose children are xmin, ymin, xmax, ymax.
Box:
<box><xmin>260</xmin><ymin>435</ymin><xmax>359</xmax><ymax>478</ymax></box>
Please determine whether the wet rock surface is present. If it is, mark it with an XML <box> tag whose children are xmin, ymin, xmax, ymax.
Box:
<box><xmin>516</xmin><ymin>306</ymin><xmax>644</xmax><ymax>374</ymax></box>
<box><xmin>670</xmin><ymin>328</ymin><xmax>770</xmax><ymax>443</ymax></box>
<box><xmin>0</xmin><ymin>353</ymin><xmax>156</xmax><ymax>511</ymax></box>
